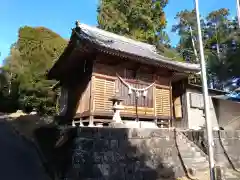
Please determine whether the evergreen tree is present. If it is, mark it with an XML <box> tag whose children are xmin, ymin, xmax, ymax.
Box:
<box><xmin>97</xmin><ymin>0</ymin><xmax>180</xmax><ymax>58</ymax></box>
<box><xmin>3</xmin><ymin>26</ymin><xmax>67</xmax><ymax>114</ymax></box>
<box><xmin>173</xmin><ymin>8</ymin><xmax>240</xmax><ymax>89</ymax></box>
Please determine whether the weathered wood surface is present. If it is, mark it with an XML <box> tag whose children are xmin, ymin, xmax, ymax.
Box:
<box><xmin>77</xmin><ymin>80</ymin><xmax>91</xmax><ymax>114</ymax></box>
<box><xmin>91</xmin><ymin>60</ymin><xmax>172</xmax><ymax>117</ymax></box>
<box><xmin>75</xmin><ymin>53</ymin><xmax>173</xmax><ymax>121</ymax></box>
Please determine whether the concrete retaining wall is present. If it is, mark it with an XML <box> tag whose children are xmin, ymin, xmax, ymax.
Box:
<box><xmin>65</xmin><ymin>128</ymin><xmax>185</xmax><ymax>180</ymax></box>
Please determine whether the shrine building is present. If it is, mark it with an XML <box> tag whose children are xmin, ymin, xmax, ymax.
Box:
<box><xmin>47</xmin><ymin>21</ymin><xmax>200</xmax><ymax>127</ymax></box>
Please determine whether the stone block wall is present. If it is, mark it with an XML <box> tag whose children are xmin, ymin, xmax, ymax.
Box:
<box><xmin>65</xmin><ymin>128</ymin><xmax>185</xmax><ymax>180</ymax></box>
<box><xmin>183</xmin><ymin>130</ymin><xmax>240</xmax><ymax>169</ymax></box>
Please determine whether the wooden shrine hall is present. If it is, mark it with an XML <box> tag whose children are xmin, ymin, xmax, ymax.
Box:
<box><xmin>47</xmin><ymin>21</ymin><xmax>200</xmax><ymax>127</ymax></box>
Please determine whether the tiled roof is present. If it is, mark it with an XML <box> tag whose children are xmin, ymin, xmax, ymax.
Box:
<box><xmin>74</xmin><ymin>22</ymin><xmax>201</xmax><ymax>73</ymax></box>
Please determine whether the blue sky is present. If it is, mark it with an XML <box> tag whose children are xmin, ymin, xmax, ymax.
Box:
<box><xmin>0</xmin><ymin>0</ymin><xmax>238</xmax><ymax>65</ymax></box>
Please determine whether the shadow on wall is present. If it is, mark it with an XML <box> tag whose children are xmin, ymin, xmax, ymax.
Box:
<box><xmin>0</xmin><ymin>118</ymin><xmax>52</xmax><ymax>180</ymax></box>
<box><xmin>3</xmin><ymin>115</ymin><xmax>73</xmax><ymax>179</ymax></box>
<box><xmin>63</xmin><ymin>127</ymin><xmax>184</xmax><ymax>180</ymax></box>
<box><xmin>183</xmin><ymin>130</ymin><xmax>208</xmax><ymax>154</ymax></box>
<box><xmin>2</xmin><ymin>115</ymin><xmax>185</xmax><ymax>180</ymax></box>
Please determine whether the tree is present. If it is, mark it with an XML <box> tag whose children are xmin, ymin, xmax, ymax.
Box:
<box><xmin>171</xmin><ymin>9</ymin><xmax>202</xmax><ymax>63</ymax></box>
<box><xmin>204</xmin><ymin>9</ymin><xmax>240</xmax><ymax>87</ymax></box>
<box><xmin>3</xmin><ymin>26</ymin><xmax>67</xmax><ymax>114</ymax></box>
<box><xmin>173</xmin><ymin>8</ymin><xmax>240</xmax><ymax>89</ymax></box>
<box><xmin>0</xmin><ymin>68</ymin><xmax>8</xmax><ymax>91</ymax></box>
<box><xmin>0</xmin><ymin>66</ymin><xmax>19</xmax><ymax>113</ymax></box>
<box><xmin>97</xmin><ymin>0</ymin><xmax>180</xmax><ymax>58</ymax></box>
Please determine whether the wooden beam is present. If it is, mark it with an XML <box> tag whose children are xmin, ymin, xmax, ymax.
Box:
<box><xmin>153</xmin><ymin>74</ymin><xmax>157</xmax><ymax>119</ymax></box>
<box><xmin>169</xmin><ymin>72</ymin><xmax>174</xmax><ymax>127</ymax></box>
<box><xmin>92</xmin><ymin>72</ymin><xmax>117</xmax><ymax>81</ymax></box>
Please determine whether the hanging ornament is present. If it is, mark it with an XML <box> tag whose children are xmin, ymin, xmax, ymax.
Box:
<box><xmin>143</xmin><ymin>90</ymin><xmax>148</xmax><ymax>97</ymax></box>
<box><xmin>136</xmin><ymin>91</ymin><xmax>140</xmax><ymax>97</ymax></box>
<box><xmin>128</xmin><ymin>87</ymin><xmax>132</xmax><ymax>95</ymax></box>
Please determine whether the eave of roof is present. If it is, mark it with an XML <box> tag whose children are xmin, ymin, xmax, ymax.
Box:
<box><xmin>212</xmin><ymin>95</ymin><xmax>240</xmax><ymax>103</ymax></box>
<box><xmin>187</xmin><ymin>83</ymin><xmax>227</xmax><ymax>94</ymax></box>
<box><xmin>74</xmin><ymin>22</ymin><xmax>201</xmax><ymax>73</ymax></box>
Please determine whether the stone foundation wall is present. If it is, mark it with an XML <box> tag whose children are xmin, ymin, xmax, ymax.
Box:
<box><xmin>66</xmin><ymin>128</ymin><xmax>185</xmax><ymax>180</ymax></box>
<box><xmin>183</xmin><ymin>130</ymin><xmax>240</xmax><ymax>168</ymax></box>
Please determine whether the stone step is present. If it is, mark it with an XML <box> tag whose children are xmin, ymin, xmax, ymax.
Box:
<box><xmin>179</xmin><ymin>150</ymin><xmax>204</xmax><ymax>159</ymax></box>
<box><xmin>182</xmin><ymin>161</ymin><xmax>208</xmax><ymax>171</ymax></box>
<box><xmin>178</xmin><ymin>145</ymin><xmax>200</xmax><ymax>153</ymax></box>
<box><xmin>185</xmin><ymin>160</ymin><xmax>209</xmax><ymax>168</ymax></box>
<box><xmin>177</xmin><ymin>137</ymin><xmax>188</xmax><ymax>144</ymax></box>
<box><xmin>223</xmin><ymin>169</ymin><xmax>240</xmax><ymax>179</ymax></box>
<box><xmin>182</xmin><ymin>156</ymin><xmax>208</xmax><ymax>164</ymax></box>
<box><xmin>176</xmin><ymin>132</ymin><xmax>212</xmax><ymax>175</ymax></box>
<box><xmin>176</xmin><ymin>140</ymin><xmax>191</xmax><ymax>146</ymax></box>
<box><xmin>185</xmin><ymin>164</ymin><xmax>209</xmax><ymax>173</ymax></box>
<box><xmin>215</xmin><ymin>161</ymin><xmax>231</xmax><ymax>168</ymax></box>
<box><xmin>182</xmin><ymin>160</ymin><xmax>209</xmax><ymax>174</ymax></box>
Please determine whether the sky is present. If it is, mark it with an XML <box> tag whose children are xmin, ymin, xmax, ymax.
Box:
<box><xmin>0</xmin><ymin>0</ymin><xmax>238</xmax><ymax>66</ymax></box>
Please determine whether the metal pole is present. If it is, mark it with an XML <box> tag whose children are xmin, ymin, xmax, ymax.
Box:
<box><xmin>194</xmin><ymin>0</ymin><xmax>216</xmax><ymax>180</ymax></box>
<box><xmin>237</xmin><ymin>0</ymin><xmax>240</xmax><ymax>28</ymax></box>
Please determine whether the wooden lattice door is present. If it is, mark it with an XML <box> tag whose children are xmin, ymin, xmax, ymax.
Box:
<box><xmin>93</xmin><ymin>76</ymin><xmax>115</xmax><ymax>112</ymax></box>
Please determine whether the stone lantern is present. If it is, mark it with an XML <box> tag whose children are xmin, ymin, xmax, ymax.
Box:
<box><xmin>109</xmin><ymin>95</ymin><xmax>124</xmax><ymax>123</ymax></box>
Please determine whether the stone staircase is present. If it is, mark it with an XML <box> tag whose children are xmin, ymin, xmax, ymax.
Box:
<box><xmin>177</xmin><ymin>131</ymin><xmax>240</xmax><ymax>180</ymax></box>
<box><xmin>213</xmin><ymin>131</ymin><xmax>240</xmax><ymax>180</ymax></box>
<box><xmin>176</xmin><ymin>131</ymin><xmax>209</xmax><ymax>178</ymax></box>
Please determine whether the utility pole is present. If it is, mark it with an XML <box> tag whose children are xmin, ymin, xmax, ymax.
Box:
<box><xmin>237</xmin><ymin>0</ymin><xmax>240</xmax><ymax>28</ymax></box>
<box><xmin>194</xmin><ymin>0</ymin><xmax>216</xmax><ymax>180</ymax></box>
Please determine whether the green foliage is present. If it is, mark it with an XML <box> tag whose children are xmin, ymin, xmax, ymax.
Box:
<box><xmin>173</xmin><ymin>8</ymin><xmax>240</xmax><ymax>88</ymax></box>
<box><xmin>172</xmin><ymin>9</ymin><xmax>199</xmax><ymax>63</ymax></box>
<box><xmin>98</xmin><ymin>0</ymin><xmax>168</xmax><ymax>42</ymax></box>
<box><xmin>204</xmin><ymin>9</ymin><xmax>240</xmax><ymax>84</ymax></box>
<box><xmin>0</xmin><ymin>68</ymin><xmax>8</xmax><ymax>91</ymax></box>
<box><xmin>0</xmin><ymin>67</ymin><xmax>19</xmax><ymax>113</ymax></box>
<box><xmin>97</xmin><ymin>0</ymin><xmax>181</xmax><ymax>59</ymax></box>
<box><xmin>2</xmin><ymin>26</ymin><xmax>67</xmax><ymax>114</ymax></box>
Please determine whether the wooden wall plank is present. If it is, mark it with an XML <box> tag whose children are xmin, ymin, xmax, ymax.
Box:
<box><xmin>77</xmin><ymin>81</ymin><xmax>91</xmax><ymax>114</ymax></box>
<box><xmin>91</xmin><ymin>59</ymin><xmax>173</xmax><ymax>119</ymax></box>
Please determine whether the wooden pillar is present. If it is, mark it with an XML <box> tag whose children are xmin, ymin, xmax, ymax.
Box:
<box><xmin>79</xmin><ymin>118</ymin><xmax>84</xmax><ymax>127</ymax></box>
<box><xmin>153</xmin><ymin>74</ymin><xmax>157</xmax><ymax>123</ymax></box>
<box><xmin>89</xmin><ymin>75</ymin><xmax>95</xmax><ymax>127</ymax></box>
<box><xmin>169</xmin><ymin>73</ymin><xmax>173</xmax><ymax>128</ymax></box>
